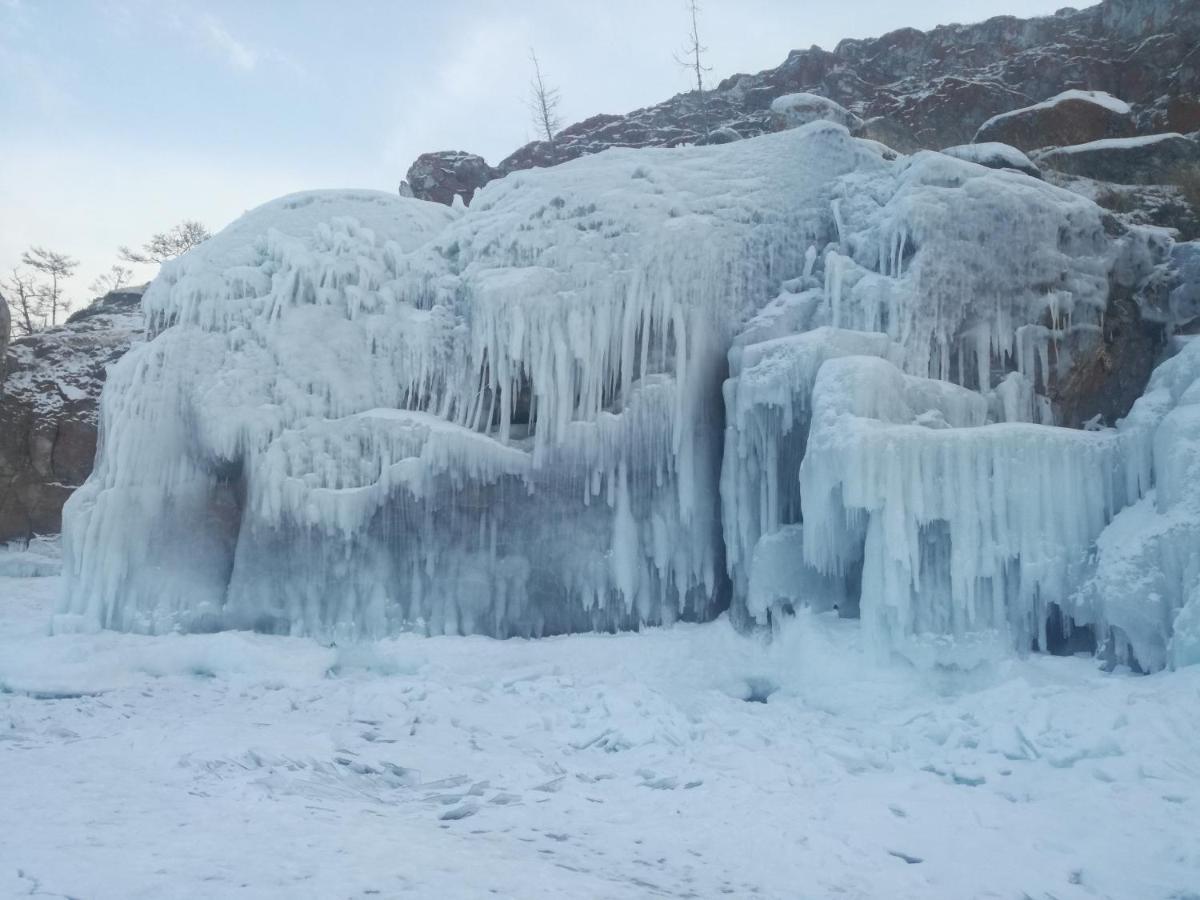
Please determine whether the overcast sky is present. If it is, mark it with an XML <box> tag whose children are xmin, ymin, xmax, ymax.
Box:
<box><xmin>1</xmin><ymin>0</ymin><xmax>1070</xmax><ymax>304</ymax></box>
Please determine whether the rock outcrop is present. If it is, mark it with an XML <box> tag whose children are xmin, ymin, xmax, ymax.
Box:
<box><xmin>404</xmin><ymin>151</ymin><xmax>497</xmax><ymax>207</ymax></box>
<box><xmin>973</xmin><ymin>90</ymin><xmax>1136</xmax><ymax>151</ymax></box>
<box><xmin>0</xmin><ymin>287</ymin><xmax>143</xmax><ymax>541</ymax></box>
<box><xmin>1035</xmin><ymin>133</ymin><xmax>1200</xmax><ymax>185</ymax></box>
<box><xmin>404</xmin><ymin>0</ymin><xmax>1200</xmax><ymax>204</ymax></box>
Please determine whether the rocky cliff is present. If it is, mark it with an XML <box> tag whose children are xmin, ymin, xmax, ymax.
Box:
<box><xmin>0</xmin><ymin>288</ymin><xmax>144</xmax><ymax>542</ymax></box>
<box><xmin>404</xmin><ymin>0</ymin><xmax>1200</xmax><ymax>204</ymax></box>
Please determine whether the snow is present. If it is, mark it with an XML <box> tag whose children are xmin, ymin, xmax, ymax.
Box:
<box><xmin>977</xmin><ymin>90</ymin><xmax>1132</xmax><ymax>135</ymax></box>
<box><xmin>0</xmin><ymin>536</ymin><xmax>61</xmax><ymax>578</ymax></box>
<box><xmin>4</xmin><ymin>571</ymin><xmax>1200</xmax><ymax>898</ymax></box>
<box><xmin>1037</xmin><ymin>132</ymin><xmax>1191</xmax><ymax>154</ymax></box>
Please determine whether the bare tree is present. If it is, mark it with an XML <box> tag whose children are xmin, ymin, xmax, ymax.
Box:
<box><xmin>89</xmin><ymin>264</ymin><xmax>135</xmax><ymax>297</ymax></box>
<box><xmin>528</xmin><ymin>49</ymin><xmax>562</xmax><ymax>145</ymax></box>
<box><xmin>674</xmin><ymin>0</ymin><xmax>713</xmax><ymax>140</ymax></box>
<box><xmin>1</xmin><ymin>284</ymin><xmax>10</xmax><ymax>369</ymax></box>
<box><xmin>119</xmin><ymin>220</ymin><xmax>211</xmax><ymax>265</ymax></box>
<box><xmin>20</xmin><ymin>246</ymin><xmax>78</xmax><ymax>327</ymax></box>
<box><xmin>2</xmin><ymin>267</ymin><xmax>49</xmax><ymax>336</ymax></box>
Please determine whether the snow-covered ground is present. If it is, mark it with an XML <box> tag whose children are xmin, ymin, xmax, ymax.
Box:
<box><xmin>2</xmin><ymin>568</ymin><xmax>1198</xmax><ymax>899</ymax></box>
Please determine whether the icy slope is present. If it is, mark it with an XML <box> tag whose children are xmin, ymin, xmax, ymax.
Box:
<box><xmin>61</xmin><ymin>124</ymin><xmax>875</xmax><ymax>639</ymax></box>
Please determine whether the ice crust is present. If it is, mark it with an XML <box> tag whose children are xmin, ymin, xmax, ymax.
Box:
<box><xmin>59</xmin><ymin>122</ymin><xmax>1196</xmax><ymax>667</ymax></box>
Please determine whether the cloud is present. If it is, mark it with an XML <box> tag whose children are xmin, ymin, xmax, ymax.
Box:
<box><xmin>384</xmin><ymin>15</ymin><xmax>534</xmax><ymax>172</ymax></box>
<box><xmin>203</xmin><ymin>14</ymin><xmax>257</xmax><ymax>72</ymax></box>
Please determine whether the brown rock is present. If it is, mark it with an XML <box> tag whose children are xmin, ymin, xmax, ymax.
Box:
<box><xmin>1035</xmin><ymin>133</ymin><xmax>1200</xmax><ymax>185</ymax></box>
<box><xmin>974</xmin><ymin>91</ymin><xmax>1136</xmax><ymax>152</ymax></box>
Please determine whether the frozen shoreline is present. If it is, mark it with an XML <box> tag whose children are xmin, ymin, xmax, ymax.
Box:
<box><xmin>3</xmin><ymin>572</ymin><xmax>1198</xmax><ymax>899</ymax></box>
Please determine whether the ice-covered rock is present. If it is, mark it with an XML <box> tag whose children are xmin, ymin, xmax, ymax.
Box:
<box><xmin>718</xmin><ymin>143</ymin><xmax>1180</xmax><ymax>665</ymax></box>
<box><xmin>770</xmin><ymin>93</ymin><xmax>863</xmax><ymax>132</ymax></box>
<box><xmin>1169</xmin><ymin>242</ymin><xmax>1200</xmax><ymax>325</ymax></box>
<box><xmin>60</xmin><ymin>124</ymin><xmax>875</xmax><ymax>639</ymax></box>
<box><xmin>696</xmin><ymin>126</ymin><xmax>743</xmax><ymax>145</ymax></box>
<box><xmin>62</xmin><ymin>120</ymin><xmax>1196</xmax><ymax>669</ymax></box>
<box><xmin>940</xmin><ymin>142</ymin><xmax>1041</xmax><ymax>179</ymax></box>
<box><xmin>1069</xmin><ymin>336</ymin><xmax>1200</xmax><ymax>670</ymax></box>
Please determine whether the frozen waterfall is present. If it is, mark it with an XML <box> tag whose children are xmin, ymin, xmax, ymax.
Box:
<box><xmin>57</xmin><ymin>123</ymin><xmax>1197</xmax><ymax>668</ymax></box>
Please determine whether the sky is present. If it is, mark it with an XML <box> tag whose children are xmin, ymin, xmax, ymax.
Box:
<box><xmin>1</xmin><ymin>0</ymin><xmax>1071</xmax><ymax>306</ymax></box>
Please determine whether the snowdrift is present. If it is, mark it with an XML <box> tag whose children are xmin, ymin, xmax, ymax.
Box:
<box><xmin>57</xmin><ymin>123</ymin><xmax>1198</xmax><ymax>668</ymax></box>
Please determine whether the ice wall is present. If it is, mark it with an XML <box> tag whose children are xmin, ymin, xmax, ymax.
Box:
<box><xmin>59</xmin><ymin>124</ymin><xmax>878</xmax><ymax>639</ymax></box>
<box><xmin>719</xmin><ymin>149</ymin><xmax>1183</xmax><ymax>667</ymax></box>
<box><xmin>59</xmin><ymin>122</ymin><xmax>1194</xmax><ymax>667</ymax></box>
<box><xmin>1069</xmin><ymin>337</ymin><xmax>1200</xmax><ymax>670</ymax></box>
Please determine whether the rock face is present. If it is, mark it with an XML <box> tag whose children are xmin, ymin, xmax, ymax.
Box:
<box><xmin>1035</xmin><ymin>133</ymin><xmax>1200</xmax><ymax>185</ymax></box>
<box><xmin>404</xmin><ymin>0</ymin><xmax>1200</xmax><ymax>204</ymax></box>
<box><xmin>973</xmin><ymin>90</ymin><xmax>1136</xmax><ymax>151</ymax></box>
<box><xmin>0</xmin><ymin>288</ymin><xmax>143</xmax><ymax>542</ymax></box>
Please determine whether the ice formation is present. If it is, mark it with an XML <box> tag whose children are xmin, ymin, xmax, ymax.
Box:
<box><xmin>718</xmin><ymin>147</ymin><xmax>1190</xmax><ymax>668</ymax></box>
<box><xmin>939</xmin><ymin>143</ymin><xmax>1041</xmax><ymax>178</ymax></box>
<box><xmin>59</xmin><ymin>120</ymin><xmax>1197</xmax><ymax>668</ymax></box>
<box><xmin>1068</xmin><ymin>336</ymin><xmax>1200</xmax><ymax>670</ymax></box>
<box><xmin>59</xmin><ymin>124</ymin><xmax>874</xmax><ymax>639</ymax></box>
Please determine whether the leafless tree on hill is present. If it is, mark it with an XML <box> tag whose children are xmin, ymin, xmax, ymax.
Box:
<box><xmin>528</xmin><ymin>48</ymin><xmax>562</xmax><ymax>146</ymax></box>
<box><xmin>119</xmin><ymin>220</ymin><xmax>211</xmax><ymax>265</ymax></box>
<box><xmin>20</xmin><ymin>246</ymin><xmax>78</xmax><ymax>328</ymax></box>
<box><xmin>674</xmin><ymin>0</ymin><xmax>713</xmax><ymax>140</ymax></box>
<box><xmin>89</xmin><ymin>264</ymin><xmax>135</xmax><ymax>297</ymax></box>
<box><xmin>3</xmin><ymin>267</ymin><xmax>49</xmax><ymax>336</ymax></box>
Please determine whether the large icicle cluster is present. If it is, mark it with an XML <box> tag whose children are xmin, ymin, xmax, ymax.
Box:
<box><xmin>59</xmin><ymin>124</ymin><xmax>876</xmax><ymax>639</ymax></box>
<box><xmin>1069</xmin><ymin>336</ymin><xmax>1200</xmax><ymax>670</ymax></box>
<box><xmin>719</xmin><ymin>148</ymin><xmax>1187</xmax><ymax>667</ymax></box>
